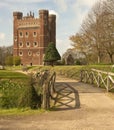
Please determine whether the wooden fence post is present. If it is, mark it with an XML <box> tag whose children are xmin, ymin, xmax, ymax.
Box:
<box><xmin>90</xmin><ymin>72</ymin><xmax>93</xmax><ymax>84</ymax></box>
<box><xmin>80</xmin><ymin>70</ymin><xmax>83</xmax><ymax>82</ymax></box>
<box><xmin>97</xmin><ymin>72</ymin><xmax>100</xmax><ymax>87</ymax></box>
<box><xmin>42</xmin><ymin>82</ymin><xmax>47</xmax><ymax>109</ymax></box>
<box><xmin>107</xmin><ymin>75</ymin><xmax>109</xmax><ymax>92</ymax></box>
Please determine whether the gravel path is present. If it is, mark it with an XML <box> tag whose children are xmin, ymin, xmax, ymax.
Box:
<box><xmin>0</xmin><ymin>76</ymin><xmax>114</xmax><ymax>130</ymax></box>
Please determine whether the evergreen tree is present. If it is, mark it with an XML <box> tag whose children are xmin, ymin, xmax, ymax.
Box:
<box><xmin>44</xmin><ymin>42</ymin><xmax>61</xmax><ymax>66</ymax></box>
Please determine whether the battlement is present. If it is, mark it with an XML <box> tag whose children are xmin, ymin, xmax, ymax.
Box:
<box><xmin>49</xmin><ymin>14</ymin><xmax>56</xmax><ymax>18</ymax></box>
<box><xmin>13</xmin><ymin>12</ymin><xmax>23</xmax><ymax>19</ymax></box>
<box><xmin>49</xmin><ymin>14</ymin><xmax>56</xmax><ymax>22</ymax></box>
<box><xmin>18</xmin><ymin>20</ymin><xmax>40</xmax><ymax>29</ymax></box>
<box><xmin>39</xmin><ymin>9</ymin><xmax>48</xmax><ymax>14</ymax></box>
<box><xmin>13</xmin><ymin>12</ymin><xmax>23</xmax><ymax>16</ymax></box>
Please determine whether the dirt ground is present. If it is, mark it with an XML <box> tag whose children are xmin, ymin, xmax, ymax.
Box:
<box><xmin>0</xmin><ymin>76</ymin><xmax>114</xmax><ymax>130</ymax></box>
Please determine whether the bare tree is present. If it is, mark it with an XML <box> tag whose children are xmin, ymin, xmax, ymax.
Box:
<box><xmin>81</xmin><ymin>1</ymin><xmax>104</xmax><ymax>63</ymax></box>
<box><xmin>70</xmin><ymin>0</ymin><xmax>114</xmax><ymax>64</ymax></box>
<box><xmin>100</xmin><ymin>1</ymin><xmax>114</xmax><ymax>63</ymax></box>
<box><xmin>70</xmin><ymin>33</ymin><xmax>92</xmax><ymax>64</ymax></box>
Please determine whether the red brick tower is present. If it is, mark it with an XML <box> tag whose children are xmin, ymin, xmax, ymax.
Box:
<box><xmin>13</xmin><ymin>9</ymin><xmax>56</xmax><ymax>65</ymax></box>
<box><xmin>39</xmin><ymin>10</ymin><xmax>49</xmax><ymax>64</ymax></box>
<box><xmin>49</xmin><ymin>14</ymin><xmax>56</xmax><ymax>45</ymax></box>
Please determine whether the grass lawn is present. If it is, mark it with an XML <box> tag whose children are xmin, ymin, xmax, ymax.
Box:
<box><xmin>25</xmin><ymin>64</ymin><xmax>113</xmax><ymax>80</ymax></box>
<box><xmin>0</xmin><ymin>70</ymin><xmax>28</xmax><ymax>79</ymax></box>
<box><xmin>0</xmin><ymin>108</ymin><xmax>46</xmax><ymax>116</ymax></box>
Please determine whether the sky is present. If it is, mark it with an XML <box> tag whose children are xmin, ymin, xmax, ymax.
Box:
<box><xmin>0</xmin><ymin>0</ymin><xmax>101</xmax><ymax>55</ymax></box>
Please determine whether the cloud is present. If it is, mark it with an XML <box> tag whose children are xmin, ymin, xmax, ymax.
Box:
<box><xmin>56</xmin><ymin>39</ymin><xmax>72</xmax><ymax>56</ymax></box>
<box><xmin>49</xmin><ymin>10</ymin><xmax>59</xmax><ymax>20</ymax></box>
<box><xmin>77</xmin><ymin>0</ymin><xmax>98</xmax><ymax>7</ymax></box>
<box><xmin>0</xmin><ymin>0</ymin><xmax>46</xmax><ymax>8</ymax></box>
<box><xmin>71</xmin><ymin>0</ymin><xmax>101</xmax><ymax>31</ymax></box>
<box><xmin>54</xmin><ymin>0</ymin><xmax>67</xmax><ymax>12</ymax></box>
<box><xmin>0</xmin><ymin>33</ymin><xmax>5</xmax><ymax>40</ymax></box>
<box><xmin>0</xmin><ymin>19</ymin><xmax>2</xmax><ymax>23</ymax></box>
<box><xmin>1</xmin><ymin>0</ymin><xmax>46</xmax><ymax>3</ymax></box>
<box><xmin>49</xmin><ymin>10</ymin><xmax>58</xmax><ymax>15</ymax></box>
<box><xmin>0</xmin><ymin>2</ymin><xmax>9</xmax><ymax>8</ymax></box>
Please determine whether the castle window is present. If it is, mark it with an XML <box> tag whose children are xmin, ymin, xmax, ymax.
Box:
<box><xmin>19</xmin><ymin>42</ymin><xmax>23</xmax><ymax>47</ymax></box>
<box><xmin>33</xmin><ymin>32</ymin><xmax>37</xmax><ymax>37</ymax></box>
<box><xmin>36</xmin><ymin>51</ymin><xmax>40</xmax><ymax>56</ymax></box>
<box><xmin>26</xmin><ymin>42</ymin><xmax>30</xmax><ymax>47</ymax></box>
<box><xmin>33</xmin><ymin>42</ymin><xmax>38</xmax><ymax>47</ymax></box>
<box><xmin>19</xmin><ymin>51</ymin><xmax>23</xmax><ymax>56</ymax></box>
<box><xmin>25</xmin><ymin>32</ymin><xmax>29</xmax><ymax>37</ymax></box>
<box><xmin>28</xmin><ymin>51</ymin><xmax>32</xmax><ymax>56</ymax></box>
<box><xmin>19</xmin><ymin>32</ymin><xmax>23</xmax><ymax>37</ymax></box>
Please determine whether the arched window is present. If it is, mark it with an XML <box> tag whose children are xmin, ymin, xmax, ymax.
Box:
<box><xmin>36</xmin><ymin>51</ymin><xmax>40</xmax><ymax>56</ymax></box>
<box><xmin>33</xmin><ymin>42</ymin><xmax>38</xmax><ymax>47</ymax></box>
<box><xmin>28</xmin><ymin>51</ymin><xmax>32</xmax><ymax>56</ymax></box>
<box><xmin>33</xmin><ymin>32</ymin><xmax>37</xmax><ymax>37</ymax></box>
<box><xmin>25</xmin><ymin>32</ymin><xmax>29</xmax><ymax>37</ymax></box>
<box><xmin>19</xmin><ymin>32</ymin><xmax>23</xmax><ymax>37</ymax></box>
<box><xmin>19</xmin><ymin>42</ymin><xmax>23</xmax><ymax>47</ymax></box>
<box><xmin>26</xmin><ymin>42</ymin><xmax>30</xmax><ymax>47</ymax></box>
<box><xmin>19</xmin><ymin>51</ymin><xmax>23</xmax><ymax>56</ymax></box>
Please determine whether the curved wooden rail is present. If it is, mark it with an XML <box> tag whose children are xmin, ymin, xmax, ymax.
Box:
<box><xmin>31</xmin><ymin>70</ymin><xmax>56</xmax><ymax>109</ymax></box>
<box><xmin>42</xmin><ymin>71</ymin><xmax>56</xmax><ymax>109</ymax></box>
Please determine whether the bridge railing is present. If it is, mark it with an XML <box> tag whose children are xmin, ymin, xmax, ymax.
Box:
<box><xmin>80</xmin><ymin>69</ymin><xmax>114</xmax><ymax>92</ymax></box>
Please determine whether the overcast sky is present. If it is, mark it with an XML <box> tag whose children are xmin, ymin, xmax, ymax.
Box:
<box><xmin>0</xmin><ymin>0</ymin><xmax>102</xmax><ymax>55</ymax></box>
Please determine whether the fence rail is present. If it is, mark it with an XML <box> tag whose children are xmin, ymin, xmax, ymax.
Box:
<box><xmin>80</xmin><ymin>69</ymin><xmax>114</xmax><ymax>92</ymax></box>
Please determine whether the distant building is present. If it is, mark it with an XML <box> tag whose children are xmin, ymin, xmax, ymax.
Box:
<box><xmin>13</xmin><ymin>10</ymin><xmax>56</xmax><ymax>65</ymax></box>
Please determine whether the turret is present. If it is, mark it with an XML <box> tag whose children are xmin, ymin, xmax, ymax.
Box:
<box><xmin>13</xmin><ymin>12</ymin><xmax>23</xmax><ymax>56</ymax></box>
<box><xmin>49</xmin><ymin>14</ymin><xmax>56</xmax><ymax>44</ymax></box>
<box><xmin>13</xmin><ymin>12</ymin><xmax>23</xmax><ymax>20</ymax></box>
<box><xmin>39</xmin><ymin>10</ymin><xmax>49</xmax><ymax>48</ymax></box>
<box><xmin>39</xmin><ymin>10</ymin><xmax>49</xmax><ymax>65</ymax></box>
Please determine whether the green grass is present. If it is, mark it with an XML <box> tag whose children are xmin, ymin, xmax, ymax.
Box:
<box><xmin>1</xmin><ymin>65</ymin><xmax>113</xmax><ymax>80</ymax></box>
<box><xmin>5</xmin><ymin>65</ymin><xmax>38</xmax><ymax>71</ymax></box>
<box><xmin>0</xmin><ymin>108</ymin><xmax>46</xmax><ymax>116</ymax></box>
<box><xmin>0</xmin><ymin>70</ymin><xmax>28</xmax><ymax>79</ymax></box>
<box><xmin>26</xmin><ymin>65</ymin><xmax>113</xmax><ymax>80</ymax></box>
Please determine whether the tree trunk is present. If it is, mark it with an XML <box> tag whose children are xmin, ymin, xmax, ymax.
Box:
<box><xmin>109</xmin><ymin>53</ymin><xmax>113</xmax><ymax>64</ymax></box>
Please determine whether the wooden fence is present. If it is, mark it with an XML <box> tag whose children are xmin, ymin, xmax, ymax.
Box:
<box><xmin>80</xmin><ymin>69</ymin><xmax>114</xmax><ymax>92</ymax></box>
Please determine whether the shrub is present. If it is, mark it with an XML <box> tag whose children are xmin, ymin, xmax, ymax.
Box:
<box><xmin>18</xmin><ymin>84</ymin><xmax>41</xmax><ymax>109</ymax></box>
<box><xmin>0</xmin><ymin>80</ymin><xmax>25</xmax><ymax>108</ymax></box>
<box><xmin>0</xmin><ymin>78</ymin><xmax>42</xmax><ymax>109</ymax></box>
<box><xmin>13</xmin><ymin>56</ymin><xmax>21</xmax><ymax>66</ymax></box>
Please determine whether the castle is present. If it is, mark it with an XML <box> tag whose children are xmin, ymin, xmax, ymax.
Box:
<box><xmin>13</xmin><ymin>10</ymin><xmax>56</xmax><ymax>65</ymax></box>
